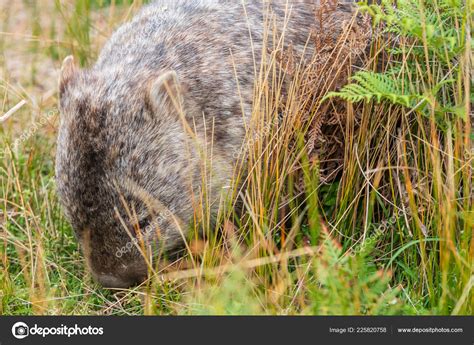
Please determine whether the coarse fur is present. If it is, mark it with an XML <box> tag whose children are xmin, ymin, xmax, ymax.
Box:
<box><xmin>56</xmin><ymin>0</ymin><xmax>359</xmax><ymax>288</ymax></box>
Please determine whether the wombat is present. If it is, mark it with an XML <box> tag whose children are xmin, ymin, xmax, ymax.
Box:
<box><xmin>56</xmin><ymin>0</ymin><xmax>360</xmax><ymax>288</ymax></box>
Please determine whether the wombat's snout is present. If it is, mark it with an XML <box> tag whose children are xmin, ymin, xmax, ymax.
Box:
<box><xmin>81</xmin><ymin>229</ymin><xmax>148</xmax><ymax>288</ymax></box>
<box><xmin>89</xmin><ymin>255</ymin><xmax>148</xmax><ymax>289</ymax></box>
<box><xmin>93</xmin><ymin>270</ymin><xmax>147</xmax><ymax>289</ymax></box>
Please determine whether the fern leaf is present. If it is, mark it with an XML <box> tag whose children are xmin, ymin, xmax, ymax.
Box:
<box><xmin>323</xmin><ymin>71</ymin><xmax>426</xmax><ymax>108</ymax></box>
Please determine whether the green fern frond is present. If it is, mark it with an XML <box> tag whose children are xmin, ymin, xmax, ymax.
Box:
<box><xmin>323</xmin><ymin>71</ymin><xmax>426</xmax><ymax>108</ymax></box>
<box><xmin>359</xmin><ymin>0</ymin><xmax>464</xmax><ymax>61</ymax></box>
<box><xmin>320</xmin><ymin>228</ymin><xmax>344</xmax><ymax>267</ymax></box>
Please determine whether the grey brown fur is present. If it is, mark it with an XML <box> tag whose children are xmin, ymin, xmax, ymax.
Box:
<box><xmin>56</xmin><ymin>0</ymin><xmax>359</xmax><ymax>288</ymax></box>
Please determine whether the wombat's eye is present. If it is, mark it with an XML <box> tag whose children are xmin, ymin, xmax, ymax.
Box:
<box><xmin>137</xmin><ymin>218</ymin><xmax>150</xmax><ymax>230</ymax></box>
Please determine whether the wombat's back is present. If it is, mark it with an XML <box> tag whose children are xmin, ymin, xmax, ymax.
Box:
<box><xmin>91</xmin><ymin>0</ymin><xmax>360</xmax><ymax>155</ymax></box>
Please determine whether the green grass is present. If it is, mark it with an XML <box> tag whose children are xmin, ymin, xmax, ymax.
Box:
<box><xmin>0</xmin><ymin>0</ymin><xmax>472</xmax><ymax>315</ymax></box>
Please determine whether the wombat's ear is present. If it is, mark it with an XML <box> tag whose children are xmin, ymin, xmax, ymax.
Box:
<box><xmin>59</xmin><ymin>55</ymin><xmax>78</xmax><ymax>93</ymax></box>
<box><xmin>148</xmin><ymin>70</ymin><xmax>184</xmax><ymax>117</ymax></box>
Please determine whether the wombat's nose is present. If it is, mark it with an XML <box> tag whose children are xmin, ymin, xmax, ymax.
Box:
<box><xmin>95</xmin><ymin>271</ymin><xmax>147</xmax><ymax>288</ymax></box>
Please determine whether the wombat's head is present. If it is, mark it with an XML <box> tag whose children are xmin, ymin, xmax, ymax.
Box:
<box><xmin>55</xmin><ymin>56</ymin><xmax>200</xmax><ymax>288</ymax></box>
